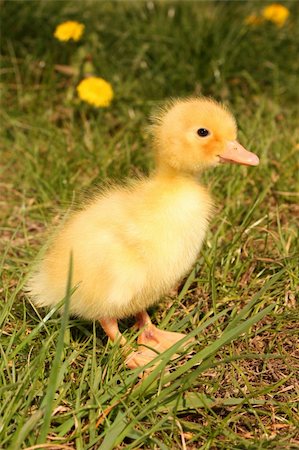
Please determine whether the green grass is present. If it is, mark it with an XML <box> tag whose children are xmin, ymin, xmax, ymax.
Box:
<box><xmin>1</xmin><ymin>1</ymin><xmax>299</xmax><ymax>448</ymax></box>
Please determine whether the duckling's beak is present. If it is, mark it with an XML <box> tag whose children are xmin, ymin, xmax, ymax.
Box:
<box><xmin>218</xmin><ymin>141</ymin><xmax>259</xmax><ymax>166</ymax></box>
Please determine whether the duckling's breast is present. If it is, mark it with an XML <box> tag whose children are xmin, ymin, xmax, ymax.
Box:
<box><xmin>126</xmin><ymin>177</ymin><xmax>213</xmax><ymax>313</ymax></box>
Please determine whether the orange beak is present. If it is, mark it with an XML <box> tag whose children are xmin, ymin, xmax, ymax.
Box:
<box><xmin>218</xmin><ymin>140</ymin><xmax>259</xmax><ymax>166</ymax></box>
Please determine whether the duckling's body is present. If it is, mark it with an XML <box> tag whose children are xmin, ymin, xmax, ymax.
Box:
<box><xmin>28</xmin><ymin>97</ymin><xmax>259</xmax><ymax>369</ymax></box>
<box><xmin>30</xmin><ymin>172</ymin><xmax>212</xmax><ymax>320</ymax></box>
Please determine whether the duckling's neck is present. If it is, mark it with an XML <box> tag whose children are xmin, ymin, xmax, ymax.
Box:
<box><xmin>154</xmin><ymin>162</ymin><xmax>200</xmax><ymax>183</ymax></box>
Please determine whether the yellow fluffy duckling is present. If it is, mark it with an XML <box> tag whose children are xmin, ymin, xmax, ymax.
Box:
<box><xmin>28</xmin><ymin>98</ymin><xmax>259</xmax><ymax>368</ymax></box>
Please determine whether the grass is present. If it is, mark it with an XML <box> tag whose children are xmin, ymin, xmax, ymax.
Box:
<box><xmin>1</xmin><ymin>0</ymin><xmax>298</xmax><ymax>448</ymax></box>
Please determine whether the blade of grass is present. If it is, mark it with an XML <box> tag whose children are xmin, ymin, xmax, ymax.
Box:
<box><xmin>9</xmin><ymin>410</ymin><xmax>43</xmax><ymax>450</ymax></box>
<box><xmin>36</xmin><ymin>253</ymin><xmax>73</xmax><ymax>444</ymax></box>
<box><xmin>98</xmin><ymin>410</ymin><xmax>129</xmax><ymax>450</ymax></box>
<box><xmin>161</xmin><ymin>263</ymin><xmax>199</xmax><ymax>327</ymax></box>
<box><xmin>225</xmin><ymin>268</ymin><xmax>285</xmax><ymax>332</ymax></box>
<box><xmin>157</xmin><ymin>391</ymin><xmax>267</xmax><ymax>412</ymax></box>
<box><xmin>7</xmin><ymin>301</ymin><xmax>64</xmax><ymax>360</ymax></box>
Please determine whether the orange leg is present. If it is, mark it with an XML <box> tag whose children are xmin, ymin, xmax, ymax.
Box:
<box><xmin>99</xmin><ymin>318</ymin><xmax>127</xmax><ymax>346</ymax></box>
<box><xmin>99</xmin><ymin>317</ymin><xmax>157</xmax><ymax>371</ymax></box>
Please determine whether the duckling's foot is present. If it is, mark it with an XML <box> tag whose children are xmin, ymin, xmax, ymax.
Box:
<box><xmin>126</xmin><ymin>311</ymin><xmax>194</xmax><ymax>373</ymax></box>
<box><xmin>138</xmin><ymin>325</ymin><xmax>193</xmax><ymax>353</ymax></box>
<box><xmin>125</xmin><ymin>325</ymin><xmax>193</xmax><ymax>375</ymax></box>
<box><xmin>135</xmin><ymin>311</ymin><xmax>194</xmax><ymax>355</ymax></box>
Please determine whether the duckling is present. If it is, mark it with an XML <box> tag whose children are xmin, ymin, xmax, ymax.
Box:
<box><xmin>28</xmin><ymin>98</ymin><xmax>259</xmax><ymax>369</ymax></box>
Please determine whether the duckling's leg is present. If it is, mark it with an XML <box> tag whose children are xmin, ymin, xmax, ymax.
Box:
<box><xmin>136</xmin><ymin>311</ymin><xmax>193</xmax><ymax>353</ymax></box>
<box><xmin>99</xmin><ymin>318</ymin><xmax>127</xmax><ymax>346</ymax></box>
<box><xmin>100</xmin><ymin>318</ymin><xmax>162</xmax><ymax>370</ymax></box>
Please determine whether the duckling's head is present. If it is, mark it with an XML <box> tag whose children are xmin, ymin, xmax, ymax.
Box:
<box><xmin>152</xmin><ymin>98</ymin><xmax>259</xmax><ymax>173</ymax></box>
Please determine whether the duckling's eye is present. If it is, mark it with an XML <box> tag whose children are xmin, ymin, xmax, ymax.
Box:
<box><xmin>197</xmin><ymin>128</ymin><xmax>210</xmax><ymax>137</ymax></box>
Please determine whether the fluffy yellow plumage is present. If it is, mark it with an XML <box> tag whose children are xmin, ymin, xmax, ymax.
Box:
<box><xmin>28</xmin><ymin>98</ymin><xmax>259</xmax><ymax>369</ymax></box>
<box><xmin>29</xmin><ymin>176</ymin><xmax>212</xmax><ymax>319</ymax></box>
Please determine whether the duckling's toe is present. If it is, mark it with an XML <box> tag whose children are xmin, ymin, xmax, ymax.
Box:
<box><xmin>125</xmin><ymin>346</ymin><xmax>159</xmax><ymax>371</ymax></box>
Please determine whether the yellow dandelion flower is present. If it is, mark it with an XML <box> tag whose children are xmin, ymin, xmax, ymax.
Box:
<box><xmin>244</xmin><ymin>14</ymin><xmax>264</xmax><ymax>26</ymax></box>
<box><xmin>262</xmin><ymin>4</ymin><xmax>290</xmax><ymax>27</ymax></box>
<box><xmin>54</xmin><ymin>21</ymin><xmax>85</xmax><ymax>42</ymax></box>
<box><xmin>76</xmin><ymin>77</ymin><xmax>114</xmax><ymax>108</ymax></box>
